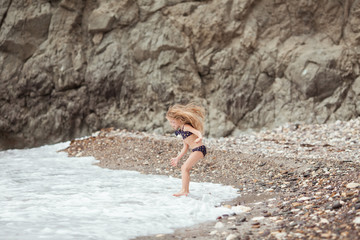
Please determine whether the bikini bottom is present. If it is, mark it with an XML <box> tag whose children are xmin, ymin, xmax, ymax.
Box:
<box><xmin>192</xmin><ymin>145</ymin><xmax>207</xmax><ymax>157</ymax></box>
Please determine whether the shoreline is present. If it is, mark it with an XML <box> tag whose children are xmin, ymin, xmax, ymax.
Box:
<box><xmin>62</xmin><ymin>118</ymin><xmax>360</xmax><ymax>239</ymax></box>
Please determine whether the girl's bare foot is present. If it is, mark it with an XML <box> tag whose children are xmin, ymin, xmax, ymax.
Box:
<box><xmin>173</xmin><ymin>191</ymin><xmax>189</xmax><ymax>197</ymax></box>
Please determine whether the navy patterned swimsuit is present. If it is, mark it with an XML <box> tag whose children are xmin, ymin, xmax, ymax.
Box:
<box><xmin>191</xmin><ymin>145</ymin><xmax>207</xmax><ymax>157</ymax></box>
<box><xmin>175</xmin><ymin>126</ymin><xmax>207</xmax><ymax>157</ymax></box>
<box><xmin>175</xmin><ymin>128</ymin><xmax>193</xmax><ymax>139</ymax></box>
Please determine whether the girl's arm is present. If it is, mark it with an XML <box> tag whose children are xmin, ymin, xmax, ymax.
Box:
<box><xmin>183</xmin><ymin>124</ymin><xmax>203</xmax><ymax>143</ymax></box>
<box><xmin>171</xmin><ymin>142</ymin><xmax>189</xmax><ymax>166</ymax></box>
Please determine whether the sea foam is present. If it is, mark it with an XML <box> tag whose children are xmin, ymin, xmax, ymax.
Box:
<box><xmin>0</xmin><ymin>143</ymin><xmax>238</xmax><ymax>240</ymax></box>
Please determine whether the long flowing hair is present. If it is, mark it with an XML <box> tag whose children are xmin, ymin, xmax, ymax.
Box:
<box><xmin>166</xmin><ymin>103</ymin><xmax>205</xmax><ymax>133</ymax></box>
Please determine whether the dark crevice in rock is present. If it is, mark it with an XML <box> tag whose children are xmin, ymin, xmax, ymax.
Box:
<box><xmin>331</xmin><ymin>82</ymin><xmax>353</xmax><ymax>117</ymax></box>
<box><xmin>0</xmin><ymin>0</ymin><xmax>11</xmax><ymax>30</ymax></box>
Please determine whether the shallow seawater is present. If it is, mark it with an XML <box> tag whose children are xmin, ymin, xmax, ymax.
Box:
<box><xmin>0</xmin><ymin>143</ymin><xmax>238</xmax><ymax>240</ymax></box>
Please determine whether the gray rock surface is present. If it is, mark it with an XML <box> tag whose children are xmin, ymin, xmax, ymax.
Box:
<box><xmin>1</xmin><ymin>0</ymin><xmax>360</xmax><ymax>149</ymax></box>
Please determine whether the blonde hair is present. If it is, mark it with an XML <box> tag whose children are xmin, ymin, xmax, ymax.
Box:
<box><xmin>166</xmin><ymin>103</ymin><xmax>205</xmax><ymax>133</ymax></box>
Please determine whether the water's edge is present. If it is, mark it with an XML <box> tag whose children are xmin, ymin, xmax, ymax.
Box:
<box><xmin>0</xmin><ymin>142</ymin><xmax>240</xmax><ymax>240</ymax></box>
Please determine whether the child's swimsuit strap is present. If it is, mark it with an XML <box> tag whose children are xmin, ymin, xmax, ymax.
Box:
<box><xmin>175</xmin><ymin>128</ymin><xmax>193</xmax><ymax>139</ymax></box>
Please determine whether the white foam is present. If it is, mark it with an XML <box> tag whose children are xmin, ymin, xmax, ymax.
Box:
<box><xmin>0</xmin><ymin>143</ymin><xmax>238</xmax><ymax>240</ymax></box>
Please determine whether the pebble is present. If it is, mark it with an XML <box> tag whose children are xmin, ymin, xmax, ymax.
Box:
<box><xmin>331</xmin><ymin>201</ymin><xmax>343</xmax><ymax>210</ymax></box>
<box><xmin>272</xmin><ymin>232</ymin><xmax>287</xmax><ymax>239</ymax></box>
<box><xmin>251</xmin><ymin>216</ymin><xmax>265</xmax><ymax>221</ymax></box>
<box><xmin>263</xmin><ymin>212</ymin><xmax>272</xmax><ymax>217</ymax></box>
<box><xmin>319</xmin><ymin>218</ymin><xmax>329</xmax><ymax>224</ymax></box>
<box><xmin>236</xmin><ymin>216</ymin><xmax>247</xmax><ymax>224</ymax></box>
<box><xmin>353</xmin><ymin>217</ymin><xmax>360</xmax><ymax>224</ymax></box>
<box><xmin>232</xmin><ymin>205</ymin><xmax>251</xmax><ymax>213</ymax></box>
<box><xmin>226</xmin><ymin>233</ymin><xmax>239</xmax><ymax>240</ymax></box>
<box><xmin>259</xmin><ymin>229</ymin><xmax>271</xmax><ymax>237</ymax></box>
<box><xmin>298</xmin><ymin>197</ymin><xmax>311</xmax><ymax>201</ymax></box>
<box><xmin>346</xmin><ymin>182</ymin><xmax>360</xmax><ymax>189</ymax></box>
<box><xmin>215</xmin><ymin>222</ymin><xmax>225</xmax><ymax>229</ymax></box>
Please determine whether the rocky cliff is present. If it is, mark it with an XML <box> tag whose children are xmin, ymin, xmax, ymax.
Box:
<box><xmin>1</xmin><ymin>0</ymin><xmax>360</xmax><ymax>149</ymax></box>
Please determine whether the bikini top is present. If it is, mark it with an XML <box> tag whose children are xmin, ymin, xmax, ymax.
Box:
<box><xmin>175</xmin><ymin>125</ymin><xmax>193</xmax><ymax>139</ymax></box>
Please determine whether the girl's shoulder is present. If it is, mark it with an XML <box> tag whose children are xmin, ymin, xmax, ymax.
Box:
<box><xmin>183</xmin><ymin>123</ymin><xmax>195</xmax><ymax>131</ymax></box>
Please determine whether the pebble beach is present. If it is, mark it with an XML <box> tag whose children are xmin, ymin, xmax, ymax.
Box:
<box><xmin>63</xmin><ymin>118</ymin><xmax>360</xmax><ymax>240</ymax></box>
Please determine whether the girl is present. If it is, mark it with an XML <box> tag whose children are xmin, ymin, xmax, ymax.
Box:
<box><xmin>166</xmin><ymin>103</ymin><xmax>207</xmax><ymax>197</ymax></box>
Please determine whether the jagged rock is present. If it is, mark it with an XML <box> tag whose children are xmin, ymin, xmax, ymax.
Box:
<box><xmin>88</xmin><ymin>9</ymin><xmax>115</xmax><ymax>33</ymax></box>
<box><xmin>1</xmin><ymin>0</ymin><xmax>360</xmax><ymax>149</ymax></box>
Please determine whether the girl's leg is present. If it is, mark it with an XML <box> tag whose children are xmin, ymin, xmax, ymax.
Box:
<box><xmin>173</xmin><ymin>151</ymin><xmax>203</xmax><ymax>197</ymax></box>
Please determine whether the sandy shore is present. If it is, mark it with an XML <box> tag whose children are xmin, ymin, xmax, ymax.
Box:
<box><xmin>62</xmin><ymin>118</ymin><xmax>360</xmax><ymax>239</ymax></box>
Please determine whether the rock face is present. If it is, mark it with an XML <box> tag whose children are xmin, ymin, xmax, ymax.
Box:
<box><xmin>1</xmin><ymin>0</ymin><xmax>360</xmax><ymax>149</ymax></box>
